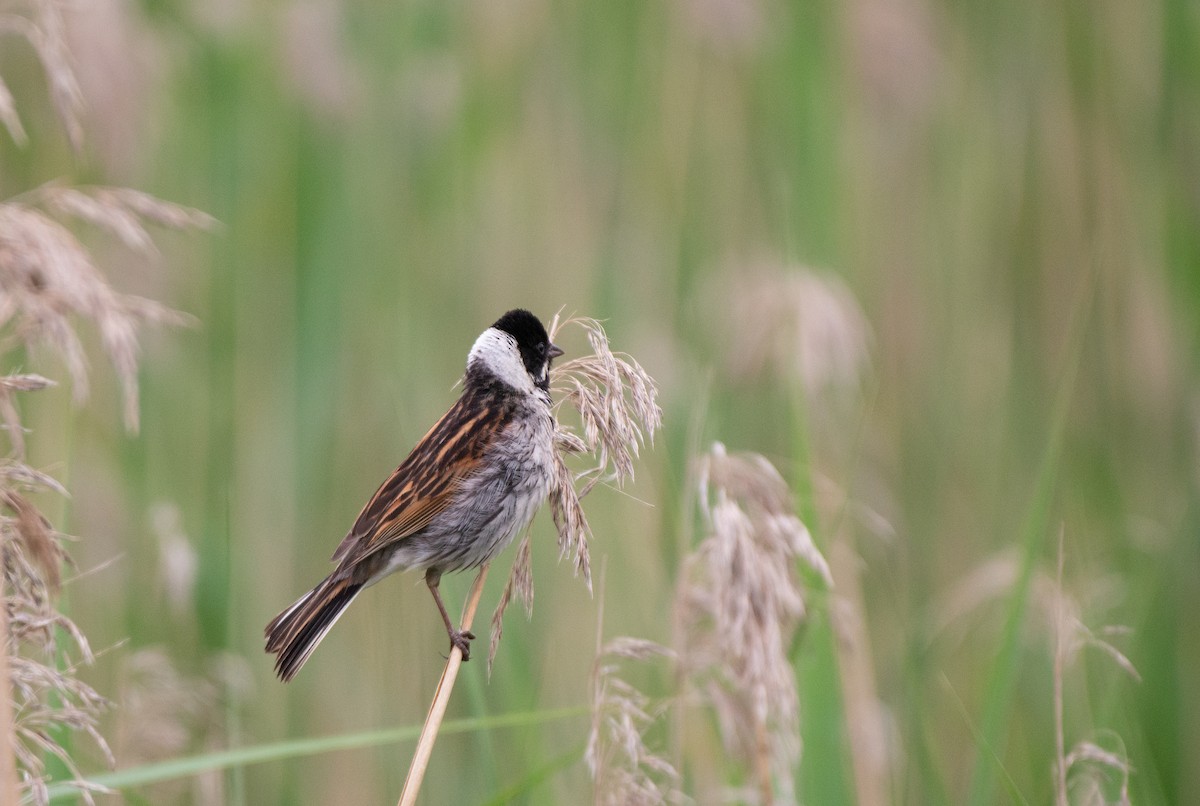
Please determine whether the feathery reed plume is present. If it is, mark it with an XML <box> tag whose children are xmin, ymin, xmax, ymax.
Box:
<box><xmin>675</xmin><ymin>443</ymin><xmax>831</xmax><ymax>804</ymax></box>
<box><xmin>113</xmin><ymin>649</ymin><xmax>227</xmax><ymax>804</ymax></box>
<box><xmin>0</xmin><ymin>0</ymin><xmax>83</xmax><ymax>151</ymax></box>
<box><xmin>933</xmin><ymin>549</ymin><xmax>1139</xmax><ymax>680</ymax></box>
<box><xmin>0</xmin><ymin>186</ymin><xmax>206</xmax><ymax>801</ymax></box>
<box><xmin>0</xmin><ymin>374</ymin><xmax>54</xmax><ymax>459</ymax></box>
<box><xmin>487</xmin><ymin>314</ymin><xmax>662</xmax><ymax>673</ymax></box>
<box><xmin>2</xmin><ymin>432</ymin><xmax>114</xmax><ymax>805</ymax></box>
<box><xmin>1060</xmin><ymin>738</ymin><xmax>1133</xmax><ymax>806</ymax></box>
<box><xmin>586</xmin><ymin>637</ymin><xmax>680</xmax><ymax>806</ymax></box>
<box><xmin>486</xmin><ymin>530</ymin><xmax>533</xmax><ymax>674</ymax></box>
<box><xmin>0</xmin><ymin>304</ymin><xmax>200</xmax><ymax>805</ymax></box>
<box><xmin>0</xmin><ymin>5</ymin><xmax>210</xmax><ymax>798</ymax></box>
<box><xmin>549</xmin><ymin>315</ymin><xmax>663</xmax><ymax>497</ymax></box>
<box><xmin>720</xmin><ymin>265</ymin><xmax>871</xmax><ymax>395</ymax></box>
<box><xmin>585</xmin><ymin>444</ymin><xmax>830</xmax><ymax>803</ymax></box>
<box><xmin>0</xmin><ymin>185</ymin><xmax>210</xmax><ymax>432</ymax></box>
<box><xmin>1052</xmin><ymin>532</ymin><xmax>1138</xmax><ymax>806</ymax></box>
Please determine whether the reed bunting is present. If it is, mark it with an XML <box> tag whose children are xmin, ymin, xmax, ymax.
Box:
<box><xmin>265</xmin><ymin>309</ymin><xmax>563</xmax><ymax>681</ymax></box>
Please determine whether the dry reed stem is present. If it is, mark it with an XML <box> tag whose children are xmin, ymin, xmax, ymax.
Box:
<box><xmin>1054</xmin><ymin>528</ymin><xmax>1068</xmax><ymax>806</ymax></box>
<box><xmin>0</xmin><ymin>588</ymin><xmax>19</xmax><ymax>806</ymax></box>
<box><xmin>830</xmin><ymin>537</ymin><xmax>889</xmax><ymax>806</ymax></box>
<box><xmin>397</xmin><ymin>564</ymin><xmax>490</xmax><ymax>806</ymax></box>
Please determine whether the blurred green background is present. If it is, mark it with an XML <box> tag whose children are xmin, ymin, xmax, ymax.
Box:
<box><xmin>3</xmin><ymin>0</ymin><xmax>1199</xmax><ymax>803</ymax></box>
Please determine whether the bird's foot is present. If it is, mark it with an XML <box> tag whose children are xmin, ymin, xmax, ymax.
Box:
<box><xmin>449</xmin><ymin>629</ymin><xmax>476</xmax><ymax>661</ymax></box>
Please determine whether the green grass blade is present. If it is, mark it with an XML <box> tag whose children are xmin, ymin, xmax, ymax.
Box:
<box><xmin>790</xmin><ymin>381</ymin><xmax>854</xmax><ymax>806</ymax></box>
<box><xmin>481</xmin><ymin>744</ymin><xmax>585</xmax><ymax>806</ymax></box>
<box><xmin>42</xmin><ymin>706</ymin><xmax>588</xmax><ymax>802</ymax></box>
<box><xmin>964</xmin><ymin>278</ymin><xmax>1093</xmax><ymax>806</ymax></box>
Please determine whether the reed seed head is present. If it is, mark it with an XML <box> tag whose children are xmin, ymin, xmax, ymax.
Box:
<box><xmin>0</xmin><ymin>188</ymin><xmax>208</xmax><ymax>432</ymax></box>
<box><xmin>720</xmin><ymin>265</ymin><xmax>871</xmax><ymax>395</ymax></box>
<box><xmin>488</xmin><ymin>312</ymin><xmax>662</xmax><ymax>672</ymax></box>
<box><xmin>587</xmin><ymin>638</ymin><xmax>681</xmax><ymax>806</ymax></box>
<box><xmin>675</xmin><ymin>443</ymin><xmax>831</xmax><ymax>803</ymax></box>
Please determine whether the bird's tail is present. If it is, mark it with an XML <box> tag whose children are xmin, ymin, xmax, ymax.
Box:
<box><xmin>265</xmin><ymin>576</ymin><xmax>363</xmax><ymax>682</ymax></box>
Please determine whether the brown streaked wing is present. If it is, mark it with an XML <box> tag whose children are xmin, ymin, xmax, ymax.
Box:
<box><xmin>330</xmin><ymin>387</ymin><xmax>514</xmax><ymax>567</ymax></box>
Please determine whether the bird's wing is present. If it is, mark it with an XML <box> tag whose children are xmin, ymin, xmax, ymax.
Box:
<box><xmin>331</xmin><ymin>387</ymin><xmax>514</xmax><ymax>567</ymax></box>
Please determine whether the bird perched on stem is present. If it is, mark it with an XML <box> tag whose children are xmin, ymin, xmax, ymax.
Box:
<box><xmin>265</xmin><ymin>309</ymin><xmax>563</xmax><ymax>681</ymax></box>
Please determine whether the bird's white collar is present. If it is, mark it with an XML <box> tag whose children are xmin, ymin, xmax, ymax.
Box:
<box><xmin>467</xmin><ymin>327</ymin><xmax>535</xmax><ymax>393</ymax></box>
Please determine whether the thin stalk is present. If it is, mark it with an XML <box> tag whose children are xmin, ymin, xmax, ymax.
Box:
<box><xmin>1053</xmin><ymin>528</ymin><xmax>1067</xmax><ymax>806</ymax></box>
<box><xmin>398</xmin><ymin>565</ymin><xmax>490</xmax><ymax>806</ymax></box>
<box><xmin>0</xmin><ymin>582</ymin><xmax>21</xmax><ymax>805</ymax></box>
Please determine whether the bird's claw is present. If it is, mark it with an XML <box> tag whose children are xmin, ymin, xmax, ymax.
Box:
<box><xmin>450</xmin><ymin>629</ymin><xmax>475</xmax><ymax>661</ymax></box>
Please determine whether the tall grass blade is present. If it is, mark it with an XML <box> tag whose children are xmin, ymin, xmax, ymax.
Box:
<box><xmin>40</xmin><ymin>706</ymin><xmax>587</xmax><ymax>803</ymax></box>
<box><xmin>481</xmin><ymin>745</ymin><xmax>584</xmax><ymax>806</ymax></box>
<box><xmin>964</xmin><ymin>279</ymin><xmax>1093</xmax><ymax>805</ymax></box>
<box><xmin>790</xmin><ymin>384</ymin><xmax>854</xmax><ymax>806</ymax></box>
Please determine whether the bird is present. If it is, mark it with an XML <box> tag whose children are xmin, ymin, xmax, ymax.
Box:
<box><xmin>265</xmin><ymin>309</ymin><xmax>563</xmax><ymax>681</ymax></box>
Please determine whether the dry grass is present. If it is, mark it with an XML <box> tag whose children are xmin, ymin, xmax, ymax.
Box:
<box><xmin>0</xmin><ymin>185</ymin><xmax>210</xmax><ymax>431</ymax></box>
<box><xmin>548</xmin><ymin>314</ymin><xmax>663</xmax><ymax>496</ymax></box>
<box><xmin>112</xmin><ymin>649</ymin><xmax>225</xmax><ymax>804</ymax></box>
<box><xmin>1053</xmin><ymin>532</ymin><xmax>1138</xmax><ymax>806</ymax></box>
<box><xmin>1</xmin><ymin>11</ymin><xmax>212</xmax><ymax>433</ymax></box>
<box><xmin>718</xmin><ymin>265</ymin><xmax>871</xmax><ymax>394</ymax></box>
<box><xmin>0</xmin><ymin>0</ymin><xmax>83</xmax><ymax>151</ymax></box>
<box><xmin>0</xmin><ymin>218</ymin><xmax>201</xmax><ymax>802</ymax></box>
<box><xmin>586</xmin><ymin>443</ymin><xmax>831</xmax><ymax>805</ymax></box>
<box><xmin>1061</xmin><ymin>739</ymin><xmax>1134</xmax><ymax>806</ymax></box>
<box><xmin>674</xmin><ymin>443</ymin><xmax>831</xmax><ymax>804</ymax></box>
<box><xmin>586</xmin><ymin>637</ymin><xmax>680</xmax><ymax>806</ymax></box>
<box><xmin>2</xmin><ymin>437</ymin><xmax>113</xmax><ymax>805</ymax></box>
<box><xmin>0</xmin><ymin>3</ymin><xmax>211</xmax><ymax>800</ymax></box>
<box><xmin>0</xmin><ymin>237</ymin><xmax>202</xmax><ymax>801</ymax></box>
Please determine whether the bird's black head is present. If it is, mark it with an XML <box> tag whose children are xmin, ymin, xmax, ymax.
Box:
<box><xmin>492</xmin><ymin>309</ymin><xmax>564</xmax><ymax>390</ymax></box>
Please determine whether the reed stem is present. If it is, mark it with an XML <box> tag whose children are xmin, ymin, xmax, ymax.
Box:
<box><xmin>0</xmin><ymin>575</ymin><xmax>21</xmax><ymax>805</ymax></box>
<box><xmin>398</xmin><ymin>565</ymin><xmax>490</xmax><ymax>806</ymax></box>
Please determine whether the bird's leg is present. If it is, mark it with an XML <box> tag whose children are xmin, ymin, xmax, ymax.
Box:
<box><xmin>425</xmin><ymin>567</ymin><xmax>475</xmax><ymax>661</ymax></box>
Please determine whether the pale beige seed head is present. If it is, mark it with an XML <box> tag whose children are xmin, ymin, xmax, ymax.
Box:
<box><xmin>488</xmin><ymin>313</ymin><xmax>662</xmax><ymax>672</ymax></box>
<box><xmin>2</xmin><ymin>461</ymin><xmax>112</xmax><ymax>805</ymax></box>
<box><xmin>0</xmin><ymin>188</ymin><xmax>208</xmax><ymax>431</ymax></box>
<box><xmin>0</xmin><ymin>1</ymin><xmax>84</xmax><ymax>151</ymax></box>
<box><xmin>720</xmin><ymin>265</ymin><xmax>871</xmax><ymax>395</ymax></box>
<box><xmin>675</xmin><ymin>443</ymin><xmax>831</xmax><ymax>803</ymax></box>
<box><xmin>587</xmin><ymin>637</ymin><xmax>681</xmax><ymax>806</ymax></box>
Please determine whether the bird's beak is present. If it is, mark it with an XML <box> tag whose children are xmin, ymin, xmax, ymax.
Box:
<box><xmin>548</xmin><ymin>343</ymin><xmax>564</xmax><ymax>360</ymax></box>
